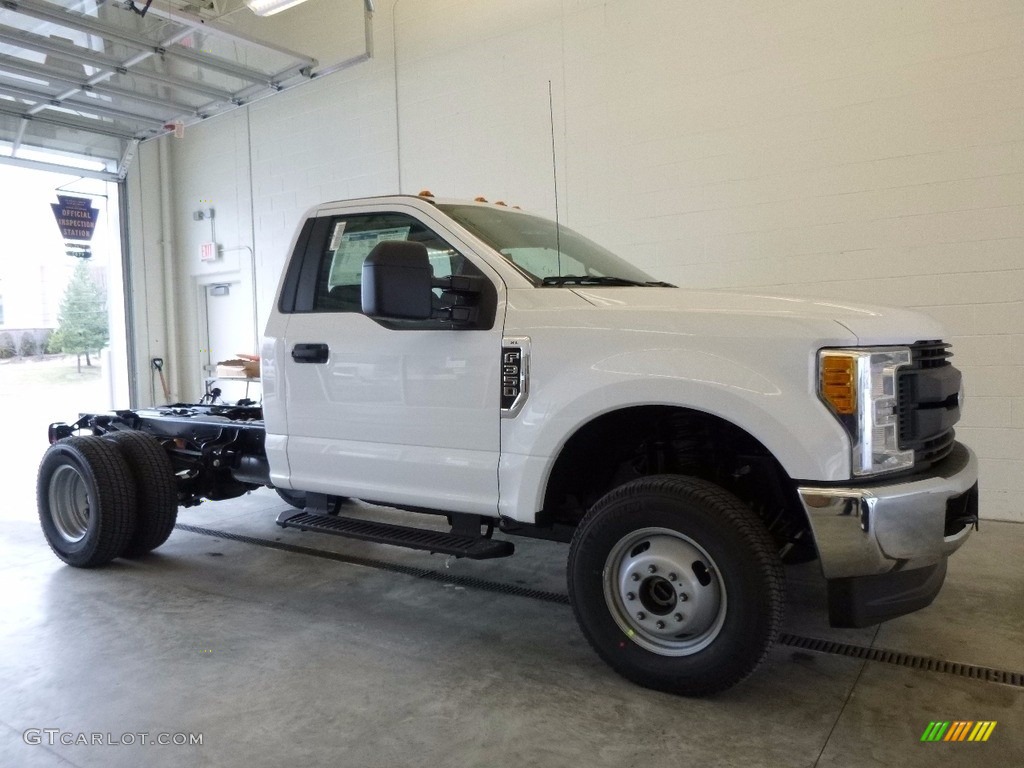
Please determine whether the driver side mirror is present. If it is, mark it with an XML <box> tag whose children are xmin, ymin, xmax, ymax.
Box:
<box><xmin>362</xmin><ymin>240</ymin><xmax>488</xmax><ymax>326</ymax></box>
<box><xmin>361</xmin><ymin>240</ymin><xmax>434</xmax><ymax>321</ymax></box>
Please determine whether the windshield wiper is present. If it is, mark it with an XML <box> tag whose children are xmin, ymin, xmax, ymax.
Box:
<box><xmin>541</xmin><ymin>275</ymin><xmax>675</xmax><ymax>287</ymax></box>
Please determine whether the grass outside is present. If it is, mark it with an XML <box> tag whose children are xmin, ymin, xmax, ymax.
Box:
<box><xmin>0</xmin><ymin>354</ymin><xmax>102</xmax><ymax>394</ymax></box>
<box><xmin>2</xmin><ymin>355</ymin><xmax>109</xmax><ymax>521</ymax></box>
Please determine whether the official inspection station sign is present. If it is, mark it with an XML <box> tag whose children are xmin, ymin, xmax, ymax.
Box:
<box><xmin>51</xmin><ymin>196</ymin><xmax>99</xmax><ymax>241</ymax></box>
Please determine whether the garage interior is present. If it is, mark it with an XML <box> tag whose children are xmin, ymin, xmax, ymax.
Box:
<box><xmin>1</xmin><ymin>1</ymin><xmax>1022</xmax><ymax>766</ymax></box>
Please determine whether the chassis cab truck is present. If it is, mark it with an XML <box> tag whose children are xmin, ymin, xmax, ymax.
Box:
<box><xmin>37</xmin><ymin>195</ymin><xmax>979</xmax><ymax>696</ymax></box>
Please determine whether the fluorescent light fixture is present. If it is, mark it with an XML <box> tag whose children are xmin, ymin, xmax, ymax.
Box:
<box><xmin>246</xmin><ymin>0</ymin><xmax>310</xmax><ymax>17</ymax></box>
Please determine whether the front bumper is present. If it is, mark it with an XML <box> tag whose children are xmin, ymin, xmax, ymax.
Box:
<box><xmin>797</xmin><ymin>442</ymin><xmax>978</xmax><ymax>627</ymax></box>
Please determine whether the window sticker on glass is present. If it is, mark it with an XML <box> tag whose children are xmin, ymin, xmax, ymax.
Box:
<box><xmin>328</xmin><ymin>225</ymin><xmax>411</xmax><ymax>289</ymax></box>
<box><xmin>328</xmin><ymin>221</ymin><xmax>347</xmax><ymax>251</ymax></box>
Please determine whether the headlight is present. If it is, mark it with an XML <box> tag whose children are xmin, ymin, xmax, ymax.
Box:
<box><xmin>818</xmin><ymin>347</ymin><xmax>914</xmax><ymax>477</ymax></box>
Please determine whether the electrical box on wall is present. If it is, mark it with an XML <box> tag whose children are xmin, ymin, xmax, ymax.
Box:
<box><xmin>200</xmin><ymin>242</ymin><xmax>219</xmax><ymax>262</ymax></box>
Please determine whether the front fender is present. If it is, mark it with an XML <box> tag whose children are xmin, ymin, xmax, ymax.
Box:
<box><xmin>498</xmin><ymin>334</ymin><xmax>852</xmax><ymax>523</ymax></box>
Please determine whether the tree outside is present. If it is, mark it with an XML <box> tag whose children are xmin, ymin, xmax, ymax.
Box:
<box><xmin>47</xmin><ymin>261</ymin><xmax>109</xmax><ymax>372</ymax></box>
<box><xmin>0</xmin><ymin>331</ymin><xmax>14</xmax><ymax>360</ymax></box>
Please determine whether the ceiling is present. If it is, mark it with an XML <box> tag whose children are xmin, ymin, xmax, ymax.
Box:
<box><xmin>0</xmin><ymin>0</ymin><xmax>369</xmax><ymax>180</ymax></box>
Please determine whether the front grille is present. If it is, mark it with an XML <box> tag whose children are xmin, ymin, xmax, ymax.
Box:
<box><xmin>914</xmin><ymin>341</ymin><xmax>953</xmax><ymax>369</ymax></box>
<box><xmin>897</xmin><ymin>340</ymin><xmax>960</xmax><ymax>467</ymax></box>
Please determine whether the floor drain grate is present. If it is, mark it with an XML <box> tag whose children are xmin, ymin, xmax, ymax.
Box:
<box><xmin>777</xmin><ymin>633</ymin><xmax>1024</xmax><ymax>688</ymax></box>
<box><xmin>174</xmin><ymin>523</ymin><xmax>1022</xmax><ymax>688</ymax></box>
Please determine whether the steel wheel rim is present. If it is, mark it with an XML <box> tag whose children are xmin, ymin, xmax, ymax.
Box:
<box><xmin>48</xmin><ymin>464</ymin><xmax>91</xmax><ymax>544</ymax></box>
<box><xmin>602</xmin><ymin>527</ymin><xmax>727</xmax><ymax>656</ymax></box>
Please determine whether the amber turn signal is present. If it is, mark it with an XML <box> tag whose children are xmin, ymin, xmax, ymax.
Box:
<box><xmin>820</xmin><ymin>353</ymin><xmax>856</xmax><ymax>415</ymax></box>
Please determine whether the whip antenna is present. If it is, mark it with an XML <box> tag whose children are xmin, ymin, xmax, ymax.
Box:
<box><xmin>548</xmin><ymin>80</ymin><xmax>562</xmax><ymax>275</ymax></box>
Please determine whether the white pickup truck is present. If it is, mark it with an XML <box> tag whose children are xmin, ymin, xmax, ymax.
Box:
<box><xmin>37</xmin><ymin>194</ymin><xmax>979</xmax><ymax>695</ymax></box>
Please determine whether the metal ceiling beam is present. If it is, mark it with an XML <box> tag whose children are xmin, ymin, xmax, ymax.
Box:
<box><xmin>0</xmin><ymin>23</ymin><xmax>129</xmax><ymax>72</ymax></box>
<box><xmin>0</xmin><ymin>53</ymin><xmax>199</xmax><ymax>115</ymax></box>
<box><xmin>0</xmin><ymin>0</ymin><xmax>325</xmax><ymax>176</ymax></box>
<box><xmin>0</xmin><ymin>80</ymin><xmax>168</xmax><ymax>127</ymax></box>
<box><xmin>0</xmin><ymin>152</ymin><xmax>118</xmax><ymax>181</ymax></box>
<box><xmin>5</xmin><ymin>0</ymin><xmax>278</xmax><ymax>86</ymax></box>
<box><xmin>0</xmin><ymin>102</ymin><xmax>139</xmax><ymax>139</ymax></box>
<box><xmin>160</xmin><ymin>41</ymin><xmax>272</xmax><ymax>86</ymax></box>
<box><xmin>0</xmin><ymin>24</ymin><xmax>237</xmax><ymax>102</ymax></box>
<box><xmin>87</xmin><ymin>79</ymin><xmax>199</xmax><ymax>116</ymax></box>
<box><xmin>143</xmin><ymin>3</ymin><xmax>317</xmax><ymax>69</ymax></box>
<box><xmin>40</xmin><ymin>81</ymin><xmax>172</xmax><ymax>122</ymax></box>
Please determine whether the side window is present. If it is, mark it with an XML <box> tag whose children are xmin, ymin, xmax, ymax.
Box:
<box><xmin>312</xmin><ymin>213</ymin><xmax>469</xmax><ymax>314</ymax></box>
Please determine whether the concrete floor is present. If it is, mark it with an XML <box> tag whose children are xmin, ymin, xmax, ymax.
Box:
<box><xmin>2</xmin><ymin>473</ymin><xmax>1022</xmax><ymax>767</ymax></box>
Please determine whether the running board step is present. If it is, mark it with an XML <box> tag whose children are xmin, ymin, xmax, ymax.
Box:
<box><xmin>275</xmin><ymin>510</ymin><xmax>515</xmax><ymax>560</ymax></box>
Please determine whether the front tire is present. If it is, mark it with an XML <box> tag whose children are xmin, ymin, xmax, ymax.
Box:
<box><xmin>567</xmin><ymin>475</ymin><xmax>783</xmax><ymax>696</ymax></box>
<box><xmin>37</xmin><ymin>436</ymin><xmax>138</xmax><ymax>567</ymax></box>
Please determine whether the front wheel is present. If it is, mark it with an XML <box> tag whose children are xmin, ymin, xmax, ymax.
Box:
<box><xmin>567</xmin><ymin>475</ymin><xmax>783</xmax><ymax>696</ymax></box>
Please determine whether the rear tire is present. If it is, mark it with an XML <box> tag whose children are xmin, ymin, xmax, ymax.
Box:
<box><xmin>37</xmin><ymin>436</ymin><xmax>138</xmax><ymax>567</ymax></box>
<box><xmin>567</xmin><ymin>475</ymin><xmax>783</xmax><ymax>696</ymax></box>
<box><xmin>104</xmin><ymin>430</ymin><xmax>179</xmax><ymax>557</ymax></box>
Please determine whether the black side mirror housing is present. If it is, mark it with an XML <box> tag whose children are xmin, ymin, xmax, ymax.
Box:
<box><xmin>361</xmin><ymin>241</ymin><xmax>433</xmax><ymax>320</ymax></box>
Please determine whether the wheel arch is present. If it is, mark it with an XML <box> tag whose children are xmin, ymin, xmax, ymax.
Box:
<box><xmin>535</xmin><ymin>404</ymin><xmax>815</xmax><ymax>559</ymax></box>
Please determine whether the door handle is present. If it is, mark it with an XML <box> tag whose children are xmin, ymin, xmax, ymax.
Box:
<box><xmin>292</xmin><ymin>343</ymin><xmax>329</xmax><ymax>364</ymax></box>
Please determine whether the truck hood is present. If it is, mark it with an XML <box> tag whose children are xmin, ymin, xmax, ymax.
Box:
<box><xmin>570</xmin><ymin>287</ymin><xmax>945</xmax><ymax>345</ymax></box>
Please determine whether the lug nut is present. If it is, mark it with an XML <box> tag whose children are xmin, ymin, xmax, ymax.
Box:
<box><xmin>674</xmin><ymin>613</ymin><xmax>683</xmax><ymax>622</ymax></box>
<box><xmin>668</xmin><ymin>572</ymin><xmax>677</xmax><ymax>581</ymax></box>
<box><xmin>626</xmin><ymin>592</ymin><xmax>636</xmax><ymax>601</ymax></box>
<box><xmin>630</xmin><ymin>573</ymin><xmax>640</xmax><ymax>582</ymax></box>
<box><xmin>647</xmin><ymin>564</ymin><xmax>657</xmax><ymax>574</ymax></box>
<box><xmin>679</xmin><ymin>593</ymin><xmax>689</xmax><ymax>602</ymax></box>
<box><xmin>656</xmin><ymin>621</ymin><xmax>665</xmax><ymax>629</ymax></box>
<box><xmin>636</xmin><ymin>612</ymin><xmax>646</xmax><ymax>621</ymax></box>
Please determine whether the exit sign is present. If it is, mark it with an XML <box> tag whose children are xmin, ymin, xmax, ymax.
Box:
<box><xmin>200</xmin><ymin>242</ymin><xmax>219</xmax><ymax>262</ymax></box>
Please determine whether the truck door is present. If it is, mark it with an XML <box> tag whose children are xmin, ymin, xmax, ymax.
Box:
<box><xmin>278</xmin><ymin>208</ymin><xmax>504</xmax><ymax>515</ymax></box>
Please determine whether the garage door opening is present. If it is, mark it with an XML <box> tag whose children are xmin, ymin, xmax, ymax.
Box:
<box><xmin>0</xmin><ymin>162</ymin><xmax>128</xmax><ymax>503</ymax></box>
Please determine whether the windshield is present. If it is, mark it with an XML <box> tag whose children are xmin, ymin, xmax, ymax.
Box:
<box><xmin>437</xmin><ymin>204</ymin><xmax>668</xmax><ymax>286</ymax></box>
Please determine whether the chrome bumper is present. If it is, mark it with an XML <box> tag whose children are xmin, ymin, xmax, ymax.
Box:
<box><xmin>798</xmin><ymin>443</ymin><xmax>978</xmax><ymax>579</ymax></box>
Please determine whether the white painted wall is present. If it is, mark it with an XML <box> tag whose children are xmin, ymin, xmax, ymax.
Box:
<box><xmin>127</xmin><ymin>0</ymin><xmax>1023</xmax><ymax>520</ymax></box>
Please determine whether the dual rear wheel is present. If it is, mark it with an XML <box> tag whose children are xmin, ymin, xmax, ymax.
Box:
<box><xmin>37</xmin><ymin>432</ymin><xmax>178</xmax><ymax>568</ymax></box>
